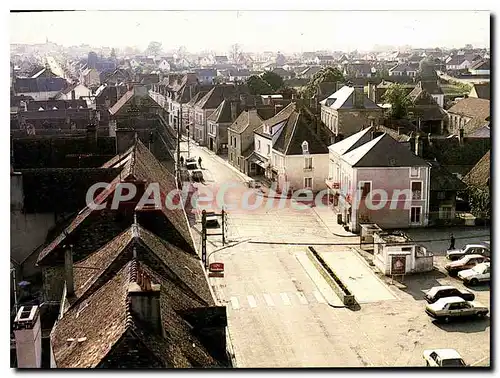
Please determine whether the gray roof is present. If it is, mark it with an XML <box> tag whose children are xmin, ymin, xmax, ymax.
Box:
<box><xmin>342</xmin><ymin>133</ymin><xmax>429</xmax><ymax>167</ymax></box>
<box><xmin>328</xmin><ymin>126</ymin><xmax>375</xmax><ymax>155</ymax></box>
<box><xmin>207</xmin><ymin>99</ymin><xmax>233</xmax><ymax>123</ymax></box>
<box><xmin>320</xmin><ymin>86</ymin><xmax>381</xmax><ymax>110</ymax></box>
<box><xmin>228</xmin><ymin>109</ymin><xmax>265</xmax><ymax>134</ymax></box>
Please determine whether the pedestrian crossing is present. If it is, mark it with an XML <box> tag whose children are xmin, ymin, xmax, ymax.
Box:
<box><xmin>227</xmin><ymin>290</ymin><xmax>328</xmax><ymax>310</ymax></box>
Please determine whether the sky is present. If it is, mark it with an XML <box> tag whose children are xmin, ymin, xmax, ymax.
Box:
<box><xmin>10</xmin><ymin>10</ymin><xmax>490</xmax><ymax>53</ymax></box>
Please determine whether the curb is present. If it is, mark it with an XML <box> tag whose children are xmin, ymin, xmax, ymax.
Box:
<box><xmin>310</xmin><ymin>206</ymin><xmax>359</xmax><ymax>238</ymax></box>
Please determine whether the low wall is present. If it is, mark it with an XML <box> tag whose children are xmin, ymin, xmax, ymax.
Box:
<box><xmin>307</xmin><ymin>247</ymin><xmax>357</xmax><ymax>307</ymax></box>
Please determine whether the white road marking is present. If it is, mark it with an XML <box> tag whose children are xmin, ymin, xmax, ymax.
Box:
<box><xmin>313</xmin><ymin>290</ymin><xmax>327</xmax><ymax>304</ymax></box>
<box><xmin>230</xmin><ymin>297</ymin><xmax>240</xmax><ymax>310</ymax></box>
<box><xmin>247</xmin><ymin>295</ymin><xmax>257</xmax><ymax>308</ymax></box>
<box><xmin>263</xmin><ymin>293</ymin><xmax>275</xmax><ymax>307</ymax></box>
<box><xmin>280</xmin><ymin>293</ymin><xmax>291</xmax><ymax>306</ymax></box>
<box><xmin>296</xmin><ymin>292</ymin><xmax>309</xmax><ymax>305</ymax></box>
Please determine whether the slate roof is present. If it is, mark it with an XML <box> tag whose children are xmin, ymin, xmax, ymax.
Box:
<box><xmin>342</xmin><ymin>133</ymin><xmax>428</xmax><ymax>167</ymax></box>
<box><xmin>428</xmin><ymin>161</ymin><xmax>467</xmax><ymax>192</ymax></box>
<box><xmin>319</xmin><ymin>86</ymin><xmax>381</xmax><ymax>110</ymax></box>
<box><xmin>207</xmin><ymin>99</ymin><xmax>233</xmax><ymax>123</ymax></box>
<box><xmin>14</xmin><ymin>77</ymin><xmax>67</xmax><ymax>93</ymax></box>
<box><xmin>51</xmin><ymin>260</ymin><xmax>219</xmax><ymax>368</ymax></box>
<box><xmin>470</xmin><ymin>59</ymin><xmax>490</xmax><ymax>71</ymax></box>
<box><xmin>328</xmin><ymin>126</ymin><xmax>375</xmax><ymax>155</ymax></box>
<box><xmin>463</xmin><ymin>150</ymin><xmax>490</xmax><ymax>188</ymax></box>
<box><xmin>447</xmin><ymin>98</ymin><xmax>490</xmax><ymax>119</ymax></box>
<box><xmin>389</xmin><ymin>62</ymin><xmax>419</xmax><ymax>73</ymax></box>
<box><xmin>470</xmin><ymin>83</ymin><xmax>490</xmax><ymax>100</ymax></box>
<box><xmin>26</xmin><ymin>99</ymin><xmax>88</xmax><ymax>111</ymax></box>
<box><xmin>195</xmin><ymin>85</ymin><xmax>239</xmax><ymax>110</ymax></box>
<box><xmin>273</xmin><ymin>107</ymin><xmax>333</xmax><ymax>156</ymax></box>
<box><xmin>300</xmin><ymin>66</ymin><xmax>322</xmax><ymax>77</ymax></box>
<box><xmin>468</xmin><ymin>124</ymin><xmax>490</xmax><ymax>138</ymax></box>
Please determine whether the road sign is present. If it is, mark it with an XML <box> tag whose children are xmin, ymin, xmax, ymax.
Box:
<box><xmin>391</xmin><ymin>255</ymin><xmax>406</xmax><ymax>275</ymax></box>
<box><xmin>209</xmin><ymin>262</ymin><xmax>224</xmax><ymax>273</ymax></box>
<box><xmin>208</xmin><ymin>272</ymin><xmax>224</xmax><ymax>278</ymax></box>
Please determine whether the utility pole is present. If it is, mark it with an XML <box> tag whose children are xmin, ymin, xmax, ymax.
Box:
<box><xmin>201</xmin><ymin>210</ymin><xmax>207</xmax><ymax>268</ymax></box>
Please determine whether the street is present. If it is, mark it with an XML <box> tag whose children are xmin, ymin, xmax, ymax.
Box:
<box><xmin>183</xmin><ymin>141</ymin><xmax>490</xmax><ymax>368</ymax></box>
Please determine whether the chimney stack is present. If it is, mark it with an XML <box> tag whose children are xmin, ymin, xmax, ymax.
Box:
<box><xmin>230</xmin><ymin>101</ymin><xmax>239</xmax><ymax>122</ymax></box>
<box><xmin>414</xmin><ymin>135</ymin><xmax>421</xmax><ymax>156</ymax></box>
<box><xmin>13</xmin><ymin>305</ymin><xmax>42</xmax><ymax>368</ymax></box>
<box><xmin>64</xmin><ymin>245</ymin><xmax>75</xmax><ymax>297</ymax></box>
<box><xmin>86</xmin><ymin>123</ymin><xmax>97</xmax><ymax>152</ymax></box>
<box><xmin>115</xmin><ymin>128</ymin><xmax>136</xmax><ymax>154</ymax></box>
<box><xmin>459</xmin><ymin>128</ymin><xmax>464</xmax><ymax>143</ymax></box>
<box><xmin>128</xmin><ymin>266</ymin><xmax>162</xmax><ymax>334</ymax></box>
<box><xmin>71</xmin><ymin>90</ymin><xmax>76</xmax><ymax>100</ymax></box>
<box><xmin>274</xmin><ymin>104</ymin><xmax>283</xmax><ymax>115</ymax></box>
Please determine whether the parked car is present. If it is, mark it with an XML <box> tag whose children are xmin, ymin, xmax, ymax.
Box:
<box><xmin>190</xmin><ymin>169</ymin><xmax>204</xmax><ymax>182</ymax></box>
<box><xmin>458</xmin><ymin>262</ymin><xmax>490</xmax><ymax>286</ymax></box>
<box><xmin>446</xmin><ymin>243</ymin><xmax>490</xmax><ymax>261</ymax></box>
<box><xmin>423</xmin><ymin>349</ymin><xmax>467</xmax><ymax>367</ymax></box>
<box><xmin>425</xmin><ymin>297</ymin><xmax>488</xmax><ymax>322</ymax></box>
<box><xmin>423</xmin><ymin>286</ymin><xmax>475</xmax><ymax>304</ymax></box>
<box><xmin>444</xmin><ymin>254</ymin><xmax>489</xmax><ymax>276</ymax></box>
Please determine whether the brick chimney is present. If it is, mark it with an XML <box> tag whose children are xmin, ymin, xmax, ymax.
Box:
<box><xmin>128</xmin><ymin>265</ymin><xmax>162</xmax><ymax>334</ymax></box>
<box><xmin>230</xmin><ymin>101</ymin><xmax>240</xmax><ymax>122</ymax></box>
<box><xmin>116</xmin><ymin>128</ymin><xmax>136</xmax><ymax>154</ymax></box>
<box><xmin>13</xmin><ymin>305</ymin><xmax>42</xmax><ymax>368</ymax></box>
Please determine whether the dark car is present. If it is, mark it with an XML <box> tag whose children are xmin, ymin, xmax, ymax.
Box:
<box><xmin>423</xmin><ymin>286</ymin><xmax>475</xmax><ymax>304</ymax></box>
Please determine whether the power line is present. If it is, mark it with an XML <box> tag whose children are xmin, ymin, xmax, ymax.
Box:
<box><xmin>245</xmin><ymin>233</ymin><xmax>490</xmax><ymax>247</ymax></box>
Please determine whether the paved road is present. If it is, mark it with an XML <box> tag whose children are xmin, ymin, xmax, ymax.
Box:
<box><xmin>183</xmin><ymin>141</ymin><xmax>490</xmax><ymax>368</ymax></box>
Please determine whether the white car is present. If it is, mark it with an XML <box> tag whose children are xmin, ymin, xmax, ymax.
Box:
<box><xmin>425</xmin><ymin>296</ymin><xmax>489</xmax><ymax>322</ymax></box>
<box><xmin>458</xmin><ymin>262</ymin><xmax>490</xmax><ymax>285</ymax></box>
<box><xmin>423</xmin><ymin>349</ymin><xmax>467</xmax><ymax>367</ymax></box>
<box><xmin>446</xmin><ymin>243</ymin><xmax>490</xmax><ymax>261</ymax></box>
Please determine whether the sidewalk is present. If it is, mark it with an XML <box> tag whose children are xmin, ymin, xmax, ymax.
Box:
<box><xmin>311</xmin><ymin>204</ymin><xmax>358</xmax><ymax>238</ymax></box>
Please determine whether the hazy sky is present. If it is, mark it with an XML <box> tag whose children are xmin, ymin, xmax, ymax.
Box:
<box><xmin>10</xmin><ymin>10</ymin><xmax>490</xmax><ymax>53</ymax></box>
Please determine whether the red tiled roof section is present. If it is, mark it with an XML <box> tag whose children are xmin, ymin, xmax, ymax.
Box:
<box><xmin>51</xmin><ymin>261</ymin><xmax>131</xmax><ymax>368</ymax></box>
<box><xmin>131</xmin><ymin>140</ymin><xmax>195</xmax><ymax>252</ymax></box>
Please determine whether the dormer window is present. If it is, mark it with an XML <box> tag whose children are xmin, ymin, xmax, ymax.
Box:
<box><xmin>52</xmin><ymin>106</ymin><xmax>58</xmax><ymax>110</ymax></box>
<box><xmin>38</xmin><ymin>107</ymin><xmax>44</xmax><ymax>111</ymax></box>
<box><xmin>302</xmin><ymin>141</ymin><xmax>309</xmax><ymax>155</ymax></box>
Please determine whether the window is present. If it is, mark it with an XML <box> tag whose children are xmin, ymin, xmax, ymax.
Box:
<box><xmin>302</xmin><ymin>141</ymin><xmax>309</xmax><ymax>154</ymax></box>
<box><xmin>257</xmin><ymin>140</ymin><xmax>261</xmax><ymax>151</ymax></box>
<box><xmin>410</xmin><ymin>206</ymin><xmax>421</xmax><ymax>224</ymax></box>
<box><xmin>437</xmin><ymin>191</ymin><xmax>446</xmax><ymax>200</ymax></box>
<box><xmin>360</xmin><ymin>182</ymin><xmax>371</xmax><ymax>198</ymax></box>
<box><xmin>267</xmin><ymin>145</ymin><xmax>271</xmax><ymax>156</ymax></box>
<box><xmin>439</xmin><ymin>206</ymin><xmax>452</xmax><ymax>219</ymax></box>
<box><xmin>304</xmin><ymin>156</ymin><xmax>313</xmax><ymax>170</ymax></box>
<box><xmin>410</xmin><ymin>167</ymin><xmax>419</xmax><ymax>178</ymax></box>
<box><xmin>411</xmin><ymin>181</ymin><xmax>422</xmax><ymax>200</ymax></box>
<box><xmin>304</xmin><ymin>177</ymin><xmax>313</xmax><ymax>188</ymax></box>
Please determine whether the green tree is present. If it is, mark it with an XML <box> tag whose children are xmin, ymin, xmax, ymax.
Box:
<box><xmin>246</xmin><ymin>75</ymin><xmax>273</xmax><ymax>95</ymax></box>
<box><xmin>145</xmin><ymin>41</ymin><xmax>162</xmax><ymax>56</ymax></box>
<box><xmin>464</xmin><ymin>186</ymin><xmax>491</xmax><ymax>219</ymax></box>
<box><xmin>382</xmin><ymin>83</ymin><xmax>412</xmax><ymax>119</ymax></box>
<box><xmin>304</xmin><ymin>67</ymin><xmax>344</xmax><ymax>98</ymax></box>
<box><xmin>276</xmin><ymin>86</ymin><xmax>298</xmax><ymax>99</ymax></box>
<box><xmin>261</xmin><ymin>71</ymin><xmax>284</xmax><ymax>92</ymax></box>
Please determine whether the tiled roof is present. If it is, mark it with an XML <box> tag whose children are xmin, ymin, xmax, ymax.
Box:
<box><xmin>195</xmin><ymin>85</ymin><xmax>239</xmax><ymax>110</ymax></box>
<box><xmin>389</xmin><ymin>62</ymin><xmax>419</xmax><ymax>72</ymax></box>
<box><xmin>37</xmin><ymin>139</ymin><xmax>196</xmax><ymax>264</ymax></box>
<box><xmin>463</xmin><ymin>150</ymin><xmax>490</xmax><ymax>188</ymax></box>
<box><xmin>470</xmin><ymin>59</ymin><xmax>490</xmax><ymax>71</ymax></box>
<box><xmin>228</xmin><ymin>109</ymin><xmax>264</xmax><ymax>134</ymax></box>
<box><xmin>108</xmin><ymin>89</ymin><xmax>134</xmax><ymax>115</ymax></box>
<box><xmin>342</xmin><ymin>133</ymin><xmax>428</xmax><ymax>167</ymax></box>
<box><xmin>447</xmin><ymin>98</ymin><xmax>490</xmax><ymax>119</ymax></box>
<box><xmin>262</xmin><ymin>102</ymin><xmax>296</xmax><ymax>128</ymax></box>
<box><xmin>51</xmin><ymin>260</ymin><xmax>218</xmax><ymax>368</ymax></box>
<box><xmin>14</xmin><ymin>77</ymin><xmax>67</xmax><ymax>93</ymax></box>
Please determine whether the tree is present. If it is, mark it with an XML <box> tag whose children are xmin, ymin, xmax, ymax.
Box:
<box><xmin>463</xmin><ymin>186</ymin><xmax>491</xmax><ymax>220</ymax></box>
<box><xmin>230</xmin><ymin>44</ymin><xmax>241</xmax><ymax>63</ymax></box>
<box><xmin>382</xmin><ymin>83</ymin><xmax>412</xmax><ymax>119</ymax></box>
<box><xmin>304</xmin><ymin>67</ymin><xmax>344</xmax><ymax>98</ymax></box>
<box><xmin>276</xmin><ymin>86</ymin><xmax>298</xmax><ymax>99</ymax></box>
<box><xmin>261</xmin><ymin>71</ymin><xmax>284</xmax><ymax>92</ymax></box>
<box><xmin>145</xmin><ymin>41</ymin><xmax>162</xmax><ymax>56</ymax></box>
<box><xmin>246</xmin><ymin>75</ymin><xmax>273</xmax><ymax>95</ymax></box>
